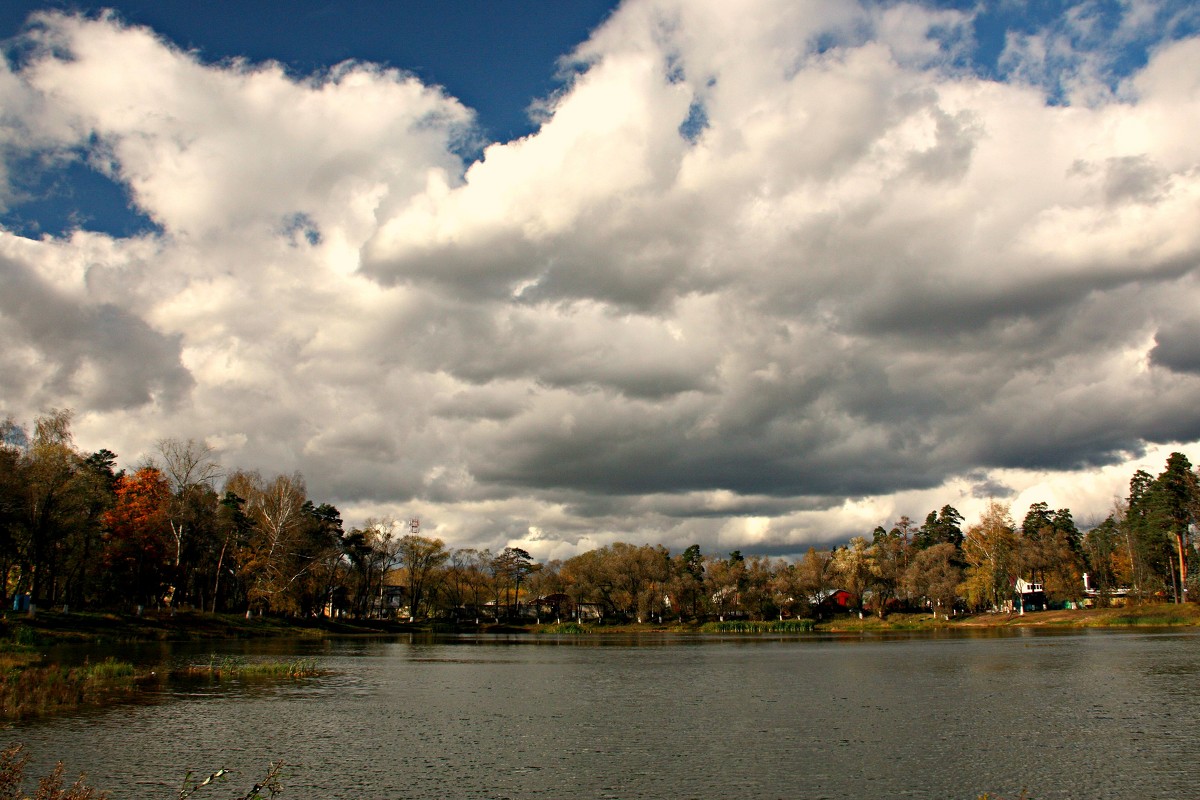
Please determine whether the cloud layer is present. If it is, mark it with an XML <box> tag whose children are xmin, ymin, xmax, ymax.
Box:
<box><xmin>2</xmin><ymin>1</ymin><xmax>1200</xmax><ymax>557</ymax></box>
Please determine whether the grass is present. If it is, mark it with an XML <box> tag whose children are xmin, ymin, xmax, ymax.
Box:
<box><xmin>0</xmin><ymin>658</ymin><xmax>141</xmax><ymax>721</ymax></box>
<box><xmin>0</xmin><ymin>654</ymin><xmax>323</xmax><ymax>721</ymax></box>
<box><xmin>1099</xmin><ymin>608</ymin><xmax>1198</xmax><ymax>627</ymax></box>
<box><xmin>539</xmin><ymin>621</ymin><xmax>591</xmax><ymax>634</ymax></box>
<box><xmin>699</xmin><ymin>619</ymin><xmax>816</xmax><ymax>633</ymax></box>
<box><xmin>172</xmin><ymin>656</ymin><xmax>322</xmax><ymax>681</ymax></box>
<box><xmin>0</xmin><ymin>609</ymin><xmax>417</xmax><ymax>653</ymax></box>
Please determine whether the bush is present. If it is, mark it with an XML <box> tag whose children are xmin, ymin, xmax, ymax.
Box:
<box><xmin>0</xmin><ymin>743</ymin><xmax>106</xmax><ymax>800</ymax></box>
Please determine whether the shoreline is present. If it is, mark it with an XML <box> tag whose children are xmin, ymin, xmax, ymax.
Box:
<box><xmin>2</xmin><ymin>602</ymin><xmax>1197</xmax><ymax>653</ymax></box>
<box><xmin>2</xmin><ymin>604</ymin><xmax>1196</xmax><ymax>722</ymax></box>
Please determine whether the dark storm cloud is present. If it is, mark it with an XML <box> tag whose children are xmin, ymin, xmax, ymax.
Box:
<box><xmin>0</xmin><ymin>253</ymin><xmax>192</xmax><ymax>410</ymax></box>
<box><xmin>1151</xmin><ymin>320</ymin><xmax>1200</xmax><ymax>375</ymax></box>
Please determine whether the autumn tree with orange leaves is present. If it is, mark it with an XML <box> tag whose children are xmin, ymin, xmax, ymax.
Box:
<box><xmin>100</xmin><ymin>467</ymin><xmax>172</xmax><ymax>607</ymax></box>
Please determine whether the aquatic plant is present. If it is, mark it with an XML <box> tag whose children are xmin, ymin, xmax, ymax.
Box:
<box><xmin>0</xmin><ymin>659</ymin><xmax>138</xmax><ymax>720</ymax></box>
<box><xmin>173</xmin><ymin>656</ymin><xmax>321</xmax><ymax>680</ymax></box>
<box><xmin>699</xmin><ymin>620</ymin><xmax>815</xmax><ymax>633</ymax></box>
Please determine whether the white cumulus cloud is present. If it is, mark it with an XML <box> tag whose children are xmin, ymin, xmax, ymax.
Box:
<box><xmin>2</xmin><ymin>1</ymin><xmax>1200</xmax><ymax>559</ymax></box>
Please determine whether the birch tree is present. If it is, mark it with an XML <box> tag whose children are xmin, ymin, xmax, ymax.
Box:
<box><xmin>156</xmin><ymin>438</ymin><xmax>221</xmax><ymax>606</ymax></box>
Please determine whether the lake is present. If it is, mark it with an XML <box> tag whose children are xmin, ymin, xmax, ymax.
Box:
<box><xmin>8</xmin><ymin>628</ymin><xmax>1200</xmax><ymax>799</ymax></box>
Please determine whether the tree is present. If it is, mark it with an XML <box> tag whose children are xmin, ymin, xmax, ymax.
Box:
<box><xmin>292</xmin><ymin>501</ymin><xmax>345</xmax><ymax>617</ymax></box>
<box><xmin>1151</xmin><ymin>452</ymin><xmax>1197</xmax><ymax>601</ymax></box>
<box><xmin>961</xmin><ymin>501</ymin><xmax>1018</xmax><ymax>611</ymax></box>
<box><xmin>831</xmin><ymin>537</ymin><xmax>872</xmax><ymax>612</ymax></box>
<box><xmin>915</xmin><ymin>505</ymin><xmax>965</xmax><ymax>550</ymax></box>
<box><xmin>1021</xmin><ymin>502</ymin><xmax>1054</xmax><ymax>541</ymax></box>
<box><xmin>504</xmin><ymin>547</ymin><xmax>540</xmax><ymax>618</ymax></box>
<box><xmin>1123</xmin><ymin>469</ymin><xmax>1171</xmax><ymax>600</ymax></box>
<box><xmin>211</xmin><ymin>490</ymin><xmax>252</xmax><ymax>612</ymax></box>
<box><xmin>1017</xmin><ymin>502</ymin><xmax>1084</xmax><ymax>604</ymax></box>
<box><xmin>868</xmin><ymin>529</ymin><xmax>906</xmax><ymax>618</ymax></box>
<box><xmin>740</xmin><ymin>555</ymin><xmax>777</xmax><ymax>620</ymax></box>
<box><xmin>608</xmin><ymin>543</ymin><xmax>670</xmax><ymax>623</ymax></box>
<box><xmin>524</xmin><ymin>558</ymin><xmax>565</xmax><ymax>622</ymax></box>
<box><xmin>0</xmin><ymin>420</ymin><xmax>26</xmax><ymax>601</ymax></box>
<box><xmin>342</xmin><ymin>517</ymin><xmax>401</xmax><ymax>617</ymax></box>
<box><xmin>768</xmin><ymin>560</ymin><xmax>808</xmax><ymax>619</ymax></box>
<box><xmin>64</xmin><ymin>449</ymin><xmax>121</xmax><ymax>607</ymax></box>
<box><xmin>100</xmin><ymin>467</ymin><xmax>172</xmax><ymax>607</ymax></box>
<box><xmin>1082</xmin><ymin>515</ymin><xmax>1122</xmax><ymax>606</ymax></box>
<box><xmin>705</xmin><ymin>551</ymin><xmax>747</xmax><ymax>621</ymax></box>
<box><xmin>443</xmin><ymin>548</ymin><xmax>494</xmax><ymax>621</ymax></box>
<box><xmin>903</xmin><ymin>542</ymin><xmax>961</xmax><ymax>617</ymax></box>
<box><xmin>229</xmin><ymin>470</ymin><xmax>312</xmax><ymax>616</ymax></box>
<box><xmin>12</xmin><ymin>410</ymin><xmax>98</xmax><ymax>606</ymax></box>
<box><xmin>397</xmin><ymin>532</ymin><xmax>450</xmax><ymax>621</ymax></box>
<box><xmin>795</xmin><ymin>547</ymin><xmax>832</xmax><ymax>610</ymax></box>
<box><xmin>667</xmin><ymin>544</ymin><xmax>705</xmax><ymax>620</ymax></box>
<box><xmin>155</xmin><ymin>438</ymin><xmax>222</xmax><ymax>607</ymax></box>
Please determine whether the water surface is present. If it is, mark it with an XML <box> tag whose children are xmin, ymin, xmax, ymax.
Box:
<box><xmin>9</xmin><ymin>629</ymin><xmax>1200</xmax><ymax>799</ymax></box>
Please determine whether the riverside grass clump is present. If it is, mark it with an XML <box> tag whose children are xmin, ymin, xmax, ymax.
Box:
<box><xmin>541</xmin><ymin>621</ymin><xmax>590</xmax><ymax>634</ymax></box>
<box><xmin>0</xmin><ymin>659</ymin><xmax>138</xmax><ymax>721</ymax></box>
<box><xmin>173</xmin><ymin>656</ymin><xmax>321</xmax><ymax>681</ymax></box>
<box><xmin>699</xmin><ymin>619</ymin><xmax>816</xmax><ymax>633</ymax></box>
<box><xmin>1</xmin><ymin>654</ymin><xmax>322</xmax><ymax>720</ymax></box>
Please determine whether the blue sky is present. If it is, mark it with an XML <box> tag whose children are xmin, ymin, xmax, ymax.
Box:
<box><xmin>2</xmin><ymin>1</ymin><xmax>1199</xmax><ymax>556</ymax></box>
<box><xmin>3</xmin><ymin>0</ymin><xmax>1190</xmax><ymax>239</ymax></box>
<box><xmin>0</xmin><ymin>1</ymin><xmax>620</xmax><ymax>237</ymax></box>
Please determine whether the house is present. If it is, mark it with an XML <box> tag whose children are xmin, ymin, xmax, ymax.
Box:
<box><xmin>1081</xmin><ymin>572</ymin><xmax>1130</xmax><ymax>606</ymax></box>
<box><xmin>1014</xmin><ymin>578</ymin><xmax>1046</xmax><ymax>613</ymax></box>
<box><xmin>814</xmin><ymin>589</ymin><xmax>855</xmax><ymax>613</ymax></box>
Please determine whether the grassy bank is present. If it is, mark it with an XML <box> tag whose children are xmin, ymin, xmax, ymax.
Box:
<box><xmin>0</xmin><ymin>650</ymin><xmax>326</xmax><ymax>722</ymax></box>
<box><xmin>2</xmin><ymin>602</ymin><xmax>1197</xmax><ymax>652</ymax></box>
<box><xmin>819</xmin><ymin>603</ymin><xmax>1200</xmax><ymax>632</ymax></box>
<box><xmin>0</xmin><ymin>608</ymin><xmax>421</xmax><ymax>650</ymax></box>
<box><xmin>533</xmin><ymin>603</ymin><xmax>1200</xmax><ymax>635</ymax></box>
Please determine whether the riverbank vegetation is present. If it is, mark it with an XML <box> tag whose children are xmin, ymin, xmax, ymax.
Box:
<box><xmin>0</xmin><ymin>744</ymin><xmax>284</xmax><ymax>800</ymax></box>
<box><xmin>0</xmin><ymin>645</ymin><xmax>325</xmax><ymax>721</ymax></box>
<box><xmin>0</xmin><ymin>658</ymin><xmax>138</xmax><ymax>721</ymax></box>
<box><xmin>2</xmin><ymin>410</ymin><xmax>1198</xmax><ymax>631</ymax></box>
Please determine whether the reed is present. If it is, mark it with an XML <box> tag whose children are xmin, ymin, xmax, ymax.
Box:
<box><xmin>1</xmin><ymin>743</ymin><xmax>285</xmax><ymax>799</ymax></box>
<box><xmin>0</xmin><ymin>743</ymin><xmax>107</xmax><ymax>800</ymax></box>
<box><xmin>0</xmin><ymin>659</ymin><xmax>137</xmax><ymax>721</ymax></box>
<box><xmin>171</xmin><ymin>656</ymin><xmax>321</xmax><ymax>680</ymax></box>
<box><xmin>699</xmin><ymin>619</ymin><xmax>815</xmax><ymax>633</ymax></box>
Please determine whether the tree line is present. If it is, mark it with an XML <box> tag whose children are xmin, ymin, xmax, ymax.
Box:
<box><xmin>1</xmin><ymin>410</ymin><xmax>1197</xmax><ymax>621</ymax></box>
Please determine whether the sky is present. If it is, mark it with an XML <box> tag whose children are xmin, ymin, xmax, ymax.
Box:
<box><xmin>2</xmin><ymin>0</ymin><xmax>1200</xmax><ymax>561</ymax></box>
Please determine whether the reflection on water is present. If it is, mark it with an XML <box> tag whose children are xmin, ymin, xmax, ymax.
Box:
<box><xmin>11</xmin><ymin>629</ymin><xmax>1200</xmax><ymax>799</ymax></box>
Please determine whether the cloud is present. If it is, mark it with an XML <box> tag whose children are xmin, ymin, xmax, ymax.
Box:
<box><xmin>1150</xmin><ymin>318</ymin><xmax>1200</xmax><ymax>375</ymax></box>
<box><xmin>2</xmin><ymin>2</ymin><xmax>1200</xmax><ymax>559</ymax></box>
<box><xmin>0</xmin><ymin>235</ymin><xmax>193</xmax><ymax>410</ymax></box>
